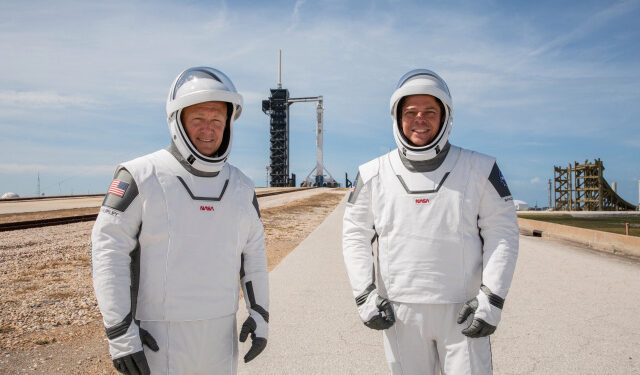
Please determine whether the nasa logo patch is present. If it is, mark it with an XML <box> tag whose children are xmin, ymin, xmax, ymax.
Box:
<box><xmin>499</xmin><ymin>171</ymin><xmax>507</xmax><ymax>187</ymax></box>
<box><xmin>415</xmin><ymin>198</ymin><xmax>431</xmax><ymax>205</ymax></box>
<box><xmin>489</xmin><ymin>163</ymin><xmax>512</xmax><ymax>198</ymax></box>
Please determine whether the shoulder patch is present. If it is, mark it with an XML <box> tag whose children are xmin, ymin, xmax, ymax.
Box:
<box><xmin>348</xmin><ymin>173</ymin><xmax>364</xmax><ymax>204</ymax></box>
<box><xmin>488</xmin><ymin>162</ymin><xmax>511</xmax><ymax>198</ymax></box>
<box><xmin>102</xmin><ymin>167</ymin><xmax>139</xmax><ymax>212</ymax></box>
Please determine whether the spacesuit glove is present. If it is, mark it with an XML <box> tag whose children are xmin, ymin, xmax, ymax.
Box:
<box><xmin>110</xmin><ymin>326</ymin><xmax>159</xmax><ymax>374</ymax></box>
<box><xmin>139</xmin><ymin>327</ymin><xmax>160</xmax><ymax>351</ymax></box>
<box><xmin>358</xmin><ymin>289</ymin><xmax>395</xmax><ymax>330</ymax></box>
<box><xmin>457</xmin><ymin>285</ymin><xmax>504</xmax><ymax>338</ymax></box>
<box><xmin>239</xmin><ymin>316</ymin><xmax>268</xmax><ymax>363</ymax></box>
<box><xmin>106</xmin><ymin>315</ymin><xmax>159</xmax><ymax>360</ymax></box>
<box><xmin>112</xmin><ymin>351</ymin><xmax>151</xmax><ymax>375</ymax></box>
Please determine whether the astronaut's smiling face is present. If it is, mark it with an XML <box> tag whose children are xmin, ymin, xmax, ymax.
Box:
<box><xmin>401</xmin><ymin>95</ymin><xmax>442</xmax><ymax>147</ymax></box>
<box><xmin>181</xmin><ymin>101</ymin><xmax>228</xmax><ymax>156</ymax></box>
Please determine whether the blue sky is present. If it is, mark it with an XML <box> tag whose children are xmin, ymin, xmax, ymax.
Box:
<box><xmin>1</xmin><ymin>0</ymin><xmax>639</xmax><ymax>207</ymax></box>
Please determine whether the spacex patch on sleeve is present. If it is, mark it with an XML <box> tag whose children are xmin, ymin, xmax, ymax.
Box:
<box><xmin>488</xmin><ymin>162</ymin><xmax>512</xmax><ymax>198</ymax></box>
<box><xmin>102</xmin><ymin>167</ymin><xmax>139</xmax><ymax>212</ymax></box>
<box><xmin>252</xmin><ymin>192</ymin><xmax>261</xmax><ymax>218</ymax></box>
<box><xmin>348</xmin><ymin>173</ymin><xmax>364</xmax><ymax>204</ymax></box>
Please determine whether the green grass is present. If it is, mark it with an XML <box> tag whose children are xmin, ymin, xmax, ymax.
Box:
<box><xmin>518</xmin><ymin>214</ymin><xmax>640</xmax><ymax>237</ymax></box>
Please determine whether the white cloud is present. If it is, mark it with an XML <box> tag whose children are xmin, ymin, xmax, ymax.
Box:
<box><xmin>288</xmin><ymin>0</ymin><xmax>307</xmax><ymax>32</ymax></box>
<box><xmin>528</xmin><ymin>0</ymin><xmax>639</xmax><ymax>57</ymax></box>
<box><xmin>2</xmin><ymin>1</ymin><xmax>635</xmax><ymax>120</ymax></box>
<box><xmin>0</xmin><ymin>90</ymin><xmax>97</xmax><ymax>109</ymax></box>
<box><xmin>0</xmin><ymin>163</ymin><xmax>114</xmax><ymax>175</ymax></box>
<box><xmin>530</xmin><ymin>177</ymin><xmax>541</xmax><ymax>184</ymax></box>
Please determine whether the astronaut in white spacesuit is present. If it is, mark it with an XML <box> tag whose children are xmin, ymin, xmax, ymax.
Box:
<box><xmin>92</xmin><ymin>67</ymin><xmax>269</xmax><ymax>375</ymax></box>
<box><xmin>342</xmin><ymin>69</ymin><xmax>519</xmax><ymax>374</ymax></box>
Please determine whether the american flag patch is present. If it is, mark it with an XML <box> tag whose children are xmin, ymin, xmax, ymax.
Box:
<box><xmin>108</xmin><ymin>179</ymin><xmax>129</xmax><ymax>197</ymax></box>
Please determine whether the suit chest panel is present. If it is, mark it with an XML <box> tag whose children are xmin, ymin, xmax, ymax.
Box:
<box><xmin>373</xmin><ymin>150</ymin><xmax>470</xmax><ymax>239</ymax></box>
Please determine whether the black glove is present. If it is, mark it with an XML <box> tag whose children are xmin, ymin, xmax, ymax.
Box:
<box><xmin>457</xmin><ymin>296</ymin><xmax>497</xmax><ymax>338</ymax></box>
<box><xmin>239</xmin><ymin>317</ymin><xmax>267</xmax><ymax>363</ymax></box>
<box><xmin>112</xmin><ymin>328</ymin><xmax>159</xmax><ymax>375</ymax></box>
<box><xmin>364</xmin><ymin>296</ymin><xmax>396</xmax><ymax>330</ymax></box>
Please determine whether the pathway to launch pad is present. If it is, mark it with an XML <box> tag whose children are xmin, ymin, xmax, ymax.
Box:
<box><xmin>238</xmin><ymin>195</ymin><xmax>640</xmax><ymax>374</ymax></box>
<box><xmin>238</xmin><ymin>194</ymin><xmax>387</xmax><ymax>373</ymax></box>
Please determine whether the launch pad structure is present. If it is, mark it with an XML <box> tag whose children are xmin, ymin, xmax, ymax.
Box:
<box><xmin>262</xmin><ymin>50</ymin><xmax>338</xmax><ymax>187</ymax></box>
<box><xmin>553</xmin><ymin>159</ymin><xmax>637</xmax><ymax>211</ymax></box>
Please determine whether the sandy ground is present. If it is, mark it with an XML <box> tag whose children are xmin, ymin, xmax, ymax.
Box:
<box><xmin>0</xmin><ymin>190</ymin><xmax>346</xmax><ymax>374</ymax></box>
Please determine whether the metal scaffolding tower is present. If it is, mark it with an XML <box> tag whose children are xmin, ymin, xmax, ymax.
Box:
<box><xmin>263</xmin><ymin>87</ymin><xmax>290</xmax><ymax>187</ymax></box>
<box><xmin>554</xmin><ymin>165</ymin><xmax>572</xmax><ymax>210</ymax></box>
<box><xmin>262</xmin><ymin>50</ymin><xmax>291</xmax><ymax>187</ymax></box>
<box><xmin>262</xmin><ymin>50</ymin><xmax>337</xmax><ymax>187</ymax></box>
<box><xmin>553</xmin><ymin>159</ymin><xmax>637</xmax><ymax>211</ymax></box>
<box><xmin>574</xmin><ymin>160</ymin><xmax>602</xmax><ymax>211</ymax></box>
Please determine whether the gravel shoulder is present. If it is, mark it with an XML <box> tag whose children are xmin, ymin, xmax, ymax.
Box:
<box><xmin>0</xmin><ymin>190</ymin><xmax>346</xmax><ymax>374</ymax></box>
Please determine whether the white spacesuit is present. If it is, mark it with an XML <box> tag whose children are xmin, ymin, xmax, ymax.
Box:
<box><xmin>342</xmin><ymin>69</ymin><xmax>518</xmax><ymax>374</ymax></box>
<box><xmin>92</xmin><ymin>67</ymin><xmax>269</xmax><ymax>375</ymax></box>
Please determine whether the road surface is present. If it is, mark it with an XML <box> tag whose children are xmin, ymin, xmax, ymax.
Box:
<box><xmin>237</xmin><ymin>196</ymin><xmax>640</xmax><ymax>374</ymax></box>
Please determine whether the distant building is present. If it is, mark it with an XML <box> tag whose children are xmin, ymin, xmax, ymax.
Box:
<box><xmin>1</xmin><ymin>192</ymin><xmax>20</xmax><ymax>199</ymax></box>
<box><xmin>513</xmin><ymin>200</ymin><xmax>529</xmax><ymax>211</ymax></box>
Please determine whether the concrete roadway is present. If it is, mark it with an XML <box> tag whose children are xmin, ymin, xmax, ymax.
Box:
<box><xmin>237</xmin><ymin>195</ymin><xmax>640</xmax><ymax>374</ymax></box>
<box><xmin>0</xmin><ymin>196</ymin><xmax>105</xmax><ymax>214</ymax></box>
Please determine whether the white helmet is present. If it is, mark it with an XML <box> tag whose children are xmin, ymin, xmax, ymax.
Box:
<box><xmin>390</xmin><ymin>69</ymin><xmax>452</xmax><ymax>161</ymax></box>
<box><xmin>166</xmin><ymin>67</ymin><xmax>243</xmax><ymax>173</ymax></box>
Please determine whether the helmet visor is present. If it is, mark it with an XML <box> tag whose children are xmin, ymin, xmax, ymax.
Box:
<box><xmin>395</xmin><ymin>69</ymin><xmax>450</xmax><ymax>95</ymax></box>
<box><xmin>171</xmin><ymin>67</ymin><xmax>238</xmax><ymax>100</ymax></box>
